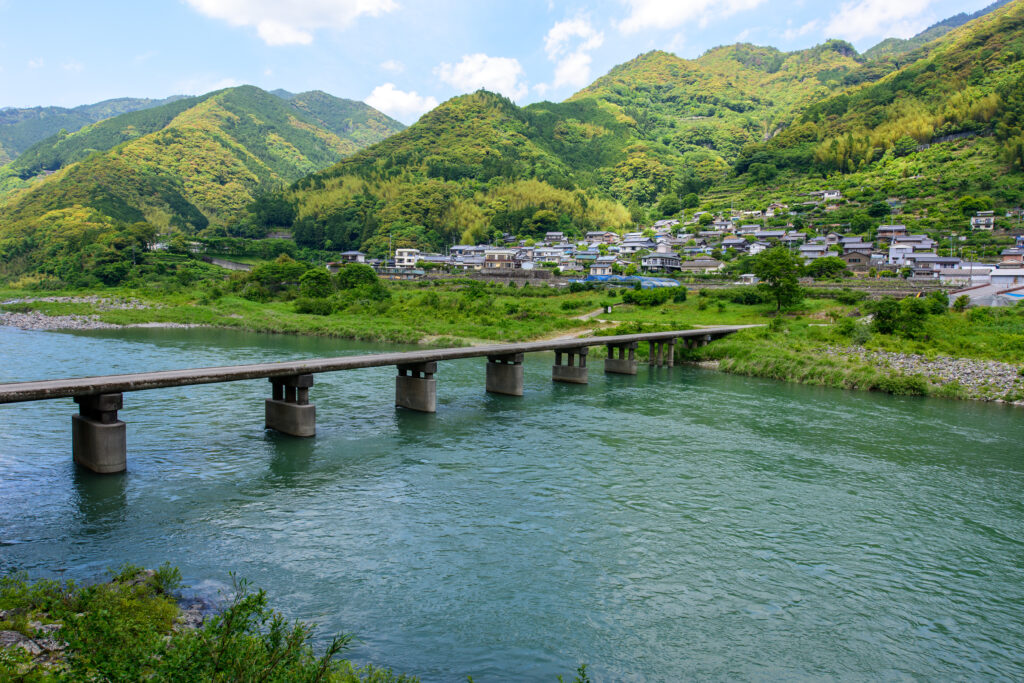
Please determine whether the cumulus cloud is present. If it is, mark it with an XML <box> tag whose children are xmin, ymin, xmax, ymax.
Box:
<box><xmin>62</xmin><ymin>60</ymin><xmax>84</xmax><ymax>73</ymax></box>
<box><xmin>543</xmin><ymin>16</ymin><xmax>604</xmax><ymax>90</ymax></box>
<box><xmin>823</xmin><ymin>0</ymin><xmax>935</xmax><ymax>41</ymax></box>
<box><xmin>617</xmin><ymin>0</ymin><xmax>765</xmax><ymax>34</ymax></box>
<box><xmin>380</xmin><ymin>59</ymin><xmax>404</xmax><ymax>73</ymax></box>
<box><xmin>27</xmin><ymin>58</ymin><xmax>43</xmax><ymax>69</ymax></box>
<box><xmin>184</xmin><ymin>0</ymin><xmax>397</xmax><ymax>46</ymax></box>
<box><xmin>365</xmin><ymin>83</ymin><xmax>438</xmax><ymax>122</ymax></box>
<box><xmin>435</xmin><ymin>54</ymin><xmax>528</xmax><ymax>101</ymax></box>
<box><xmin>783</xmin><ymin>19</ymin><xmax>819</xmax><ymax>41</ymax></box>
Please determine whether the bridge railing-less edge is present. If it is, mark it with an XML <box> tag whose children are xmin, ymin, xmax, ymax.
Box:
<box><xmin>0</xmin><ymin>327</ymin><xmax>743</xmax><ymax>474</ymax></box>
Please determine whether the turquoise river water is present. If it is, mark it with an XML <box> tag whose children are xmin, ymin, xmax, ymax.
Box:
<box><xmin>1</xmin><ymin>325</ymin><xmax>1022</xmax><ymax>680</ymax></box>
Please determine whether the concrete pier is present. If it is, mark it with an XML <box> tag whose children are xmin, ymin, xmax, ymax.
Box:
<box><xmin>72</xmin><ymin>393</ymin><xmax>126</xmax><ymax>474</ymax></box>
<box><xmin>552</xmin><ymin>347</ymin><xmax>588</xmax><ymax>384</ymax></box>
<box><xmin>396</xmin><ymin>362</ymin><xmax>437</xmax><ymax>412</ymax></box>
<box><xmin>604</xmin><ymin>342</ymin><xmax>638</xmax><ymax>375</ymax></box>
<box><xmin>486</xmin><ymin>353</ymin><xmax>524</xmax><ymax>396</ymax></box>
<box><xmin>265</xmin><ymin>374</ymin><xmax>315</xmax><ymax>437</ymax></box>
<box><xmin>648</xmin><ymin>340</ymin><xmax>676</xmax><ymax>367</ymax></box>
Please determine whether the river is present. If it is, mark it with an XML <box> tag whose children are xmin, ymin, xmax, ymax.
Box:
<box><xmin>1</xmin><ymin>325</ymin><xmax>1022</xmax><ymax>680</ymax></box>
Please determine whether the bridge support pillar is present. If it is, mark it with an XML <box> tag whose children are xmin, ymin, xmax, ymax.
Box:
<box><xmin>649</xmin><ymin>341</ymin><xmax>666</xmax><ymax>367</ymax></box>
<box><xmin>552</xmin><ymin>347</ymin><xmax>588</xmax><ymax>384</ymax></box>
<box><xmin>604</xmin><ymin>342</ymin><xmax>637</xmax><ymax>375</ymax></box>
<box><xmin>266</xmin><ymin>374</ymin><xmax>315</xmax><ymax>437</ymax></box>
<box><xmin>666</xmin><ymin>339</ymin><xmax>675</xmax><ymax>367</ymax></box>
<box><xmin>486</xmin><ymin>353</ymin><xmax>524</xmax><ymax>396</ymax></box>
<box><xmin>72</xmin><ymin>393</ymin><xmax>126</xmax><ymax>474</ymax></box>
<box><xmin>396</xmin><ymin>362</ymin><xmax>437</xmax><ymax>412</ymax></box>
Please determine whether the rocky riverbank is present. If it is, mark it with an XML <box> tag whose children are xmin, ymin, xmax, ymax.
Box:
<box><xmin>0</xmin><ymin>296</ymin><xmax>200</xmax><ymax>331</ymax></box>
<box><xmin>828</xmin><ymin>345</ymin><xmax>1024</xmax><ymax>402</ymax></box>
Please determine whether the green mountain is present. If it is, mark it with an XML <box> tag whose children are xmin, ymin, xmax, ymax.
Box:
<box><xmin>0</xmin><ymin>96</ymin><xmax>187</xmax><ymax>165</ymax></box>
<box><xmin>863</xmin><ymin>0</ymin><xmax>1013</xmax><ymax>60</ymax></box>
<box><xmin>0</xmin><ymin>86</ymin><xmax>404</xmax><ymax>278</ymax></box>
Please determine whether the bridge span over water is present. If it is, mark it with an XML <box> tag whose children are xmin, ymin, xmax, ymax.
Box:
<box><xmin>0</xmin><ymin>327</ymin><xmax>746</xmax><ymax>474</ymax></box>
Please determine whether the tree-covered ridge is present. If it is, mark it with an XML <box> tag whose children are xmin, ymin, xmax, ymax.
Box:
<box><xmin>0</xmin><ymin>95</ymin><xmax>188</xmax><ymax>165</ymax></box>
<box><xmin>788</xmin><ymin>0</ymin><xmax>1024</xmax><ymax>173</ymax></box>
<box><xmin>862</xmin><ymin>0</ymin><xmax>1013</xmax><ymax>60</ymax></box>
<box><xmin>0</xmin><ymin>86</ymin><xmax>406</xmax><ymax>271</ymax></box>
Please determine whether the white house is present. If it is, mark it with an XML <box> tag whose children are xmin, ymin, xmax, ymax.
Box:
<box><xmin>395</xmin><ymin>248</ymin><xmax>421</xmax><ymax>268</ymax></box>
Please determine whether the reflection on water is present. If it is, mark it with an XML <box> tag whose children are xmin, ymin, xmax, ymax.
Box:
<box><xmin>1</xmin><ymin>325</ymin><xmax>1023</xmax><ymax>680</ymax></box>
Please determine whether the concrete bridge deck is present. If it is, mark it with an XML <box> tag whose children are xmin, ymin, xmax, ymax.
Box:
<box><xmin>0</xmin><ymin>326</ymin><xmax>748</xmax><ymax>473</ymax></box>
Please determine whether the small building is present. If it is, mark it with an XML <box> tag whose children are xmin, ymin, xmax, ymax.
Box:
<box><xmin>484</xmin><ymin>249</ymin><xmax>518</xmax><ymax>270</ymax></box>
<box><xmin>337</xmin><ymin>250</ymin><xmax>366</xmax><ymax>263</ymax></box>
<box><xmin>678</xmin><ymin>257</ymin><xmax>724</xmax><ymax>274</ymax></box>
<box><xmin>619</xmin><ymin>238</ymin><xmax>657</xmax><ymax>254</ymax></box>
<box><xmin>585</xmin><ymin>231</ymin><xmax>619</xmax><ymax>244</ymax></box>
<box><xmin>395</xmin><ymin>248</ymin><xmax>421</xmax><ymax>269</ymax></box>
<box><xmin>641</xmin><ymin>248</ymin><xmax>682</xmax><ymax>271</ymax></box>
<box><xmin>970</xmin><ymin>211</ymin><xmax>995</xmax><ymax>230</ymax></box>
<box><xmin>738</xmin><ymin>273</ymin><xmax>759</xmax><ymax>285</ymax></box>
<box><xmin>544</xmin><ymin>231</ymin><xmax>565</xmax><ymax>243</ymax></box>
<box><xmin>1000</xmin><ymin>248</ymin><xmax>1024</xmax><ymax>267</ymax></box>
<box><xmin>590</xmin><ymin>255</ymin><xmax>617</xmax><ymax>276</ymax></box>
<box><xmin>877</xmin><ymin>225</ymin><xmax>907</xmax><ymax>241</ymax></box>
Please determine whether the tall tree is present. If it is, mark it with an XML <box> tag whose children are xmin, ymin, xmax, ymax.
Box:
<box><xmin>753</xmin><ymin>247</ymin><xmax>803</xmax><ymax>311</ymax></box>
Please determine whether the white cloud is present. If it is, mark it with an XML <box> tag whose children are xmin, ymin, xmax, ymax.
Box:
<box><xmin>542</xmin><ymin>16</ymin><xmax>604</xmax><ymax>90</ymax></box>
<box><xmin>176</xmin><ymin>76</ymin><xmax>242</xmax><ymax>95</ymax></box>
<box><xmin>135</xmin><ymin>50</ymin><xmax>157</xmax><ymax>63</ymax></box>
<box><xmin>184</xmin><ymin>0</ymin><xmax>397</xmax><ymax>46</ymax></box>
<box><xmin>617</xmin><ymin>0</ymin><xmax>766</xmax><ymax>34</ymax></box>
<box><xmin>257</xmin><ymin>20</ymin><xmax>313</xmax><ymax>45</ymax></box>
<box><xmin>823</xmin><ymin>0</ymin><xmax>935</xmax><ymax>41</ymax></box>
<box><xmin>365</xmin><ymin>83</ymin><xmax>438</xmax><ymax>122</ymax></box>
<box><xmin>27</xmin><ymin>58</ymin><xmax>43</xmax><ymax>69</ymax></box>
<box><xmin>435</xmin><ymin>54</ymin><xmax>528</xmax><ymax>101</ymax></box>
<box><xmin>783</xmin><ymin>19</ymin><xmax>819</xmax><ymax>41</ymax></box>
<box><xmin>62</xmin><ymin>60</ymin><xmax>84</xmax><ymax>73</ymax></box>
<box><xmin>734</xmin><ymin>28</ymin><xmax>752</xmax><ymax>42</ymax></box>
<box><xmin>380</xmin><ymin>59</ymin><xmax>404</xmax><ymax>73</ymax></box>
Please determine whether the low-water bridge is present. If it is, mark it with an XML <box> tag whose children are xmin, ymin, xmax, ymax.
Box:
<box><xmin>0</xmin><ymin>327</ymin><xmax>745</xmax><ymax>474</ymax></box>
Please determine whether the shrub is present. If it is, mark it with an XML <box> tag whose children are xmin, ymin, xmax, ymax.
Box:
<box><xmin>622</xmin><ymin>287</ymin><xmax>679</xmax><ymax>306</ymax></box>
<box><xmin>299</xmin><ymin>268</ymin><xmax>333</xmax><ymax>299</ymax></box>
<box><xmin>335</xmin><ymin>263</ymin><xmax>379</xmax><ymax>290</ymax></box>
<box><xmin>953</xmin><ymin>294</ymin><xmax>971</xmax><ymax>312</ymax></box>
<box><xmin>875</xmin><ymin>373</ymin><xmax>928</xmax><ymax>396</ymax></box>
<box><xmin>294</xmin><ymin>297</ymin><xmax>336</xmax><ymax>315</ymax></box>
<box><xmin>241</xmin><ymin>282</ymin><xmax>270</xmax><ymax>303</ymax></box>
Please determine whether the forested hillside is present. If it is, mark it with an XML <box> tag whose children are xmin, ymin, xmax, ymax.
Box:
<box><xmin>258</xmin><ymin>2</ymin><xmax>1024</xmax><ymax>257</ymax></box>
<box><xmin>0</xmin><ymin>86</ymin><xmax>404</xmax><ymax>279</ymax></box>
<box><xmin>0</xmin><ymin>95</ymin><xmax>186</xmax><ymax>165</ymax></box>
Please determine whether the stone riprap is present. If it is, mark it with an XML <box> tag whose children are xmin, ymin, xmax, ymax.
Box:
<box><xmin>829</xmin><ymin>345</ymin><xmax>1024</xmax><ymax>401</ymax></box>
<box><xmin>0</xmin><ymin>296</ymin><xmax>198</xmax><ymax>331</ymax></box>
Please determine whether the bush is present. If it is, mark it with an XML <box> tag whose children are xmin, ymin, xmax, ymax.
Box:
<box><xmin>241</xmin><ymin>282</ymin><xmax>270</xmax><ymax>303</ymax></box>
<box><xmin>294</xmin><ymin>297</ymin><xmax>336</xmax><ymax>315</ymax></box>
<box><xmin>335</xmin><ymin>263</ymin><xmax>379</xmax><ymax>289</ymax></box>
<box><xmin>622</xmin><ymin>287</ymin><xmax>680</xmax><ymax>306</ymax></box>
<box><xmin>953</xmin><ymin>294</ymin><xmax>971</xmax><ymax>312</ymax></box>
<box><xmin>875</xmin><ymin>373</ymin><xmax>928</xmax><ymax>396</ymax></box>
<box><xmin>299</xmin><ymin>268</ymin><xmax>333</xmax><ymax>299</ymax></box>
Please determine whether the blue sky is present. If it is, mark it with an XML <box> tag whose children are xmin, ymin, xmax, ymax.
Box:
<box><xmin>0</xmin><ymin>0</ymin><xmax>998</xmax><ymax>124</ymax></box>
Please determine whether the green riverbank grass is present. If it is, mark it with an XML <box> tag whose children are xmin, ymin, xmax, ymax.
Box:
<box><xmin>0</xmin><ymin>566</ymin><xmax>414</xmax><ymax>682</ymax></box>
<box><xmin>4</xmin><ymin>282</ymin><xmax>1023</xmax><ymax>402</ymax></box>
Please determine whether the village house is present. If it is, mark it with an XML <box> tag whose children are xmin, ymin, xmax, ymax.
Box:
<box><xmin>484</xmin><ymin>248</ymin><xmax>518</xmax><ymax>270</ymax></box>
<box><xmin>799</xmin><ymin>243</ymin><xmax>829</xmax><ymax>263</ymax></box>
<box><xmin>748</xmin><ymin>240</ymin><xmax>772</xmax><ymax>255</ymax></box>
<box><xmin>641</xmin><ymin>244</ymin><xmax>682</xmax><ymax>272</ymax></box>
<box><xmin>876</xmin><ymin>224</ymin><xmax>908</xmax><ymax>241</ymax></box>
<box><xmin>1000</xmin><ymin>247</ymin><xmax>1024</xmax><ymax>267</ymax></box>
<box><xmin>678</xmin><ymin>257</ymin><xmax>724</xmax><ymax>274</ymax></box>
<box><xmin>619</xmin><ymin>237</ymin><xmax>658</xmax><ymax>254</ymax></box>
<box><xmin>585</xmin><ymin>231</ymin><xmax>620</xmax><ymax>244</ymax></box>
<box><xmin>395</xmin><ymin>248</ymin><xmax>421</xmax><ymax>269</ymax></box>
<box><xmin>544</xmin><ymin>231</ymin><xmax>566</xmax><ymax>243</ymax></box>
<box><xmin>589</xmin><ymin>255</ymin><xmax>617</xmax><ymax>276</ymax></box>
<box><xmin>810</xmin><ymin>189</ymin><xmax>842</xmax><ymax>201</ymax></box>
<box><xmin>970</xmin><ymin>211</ymin><xmax>995</xmax><ymax>230</ymax></box>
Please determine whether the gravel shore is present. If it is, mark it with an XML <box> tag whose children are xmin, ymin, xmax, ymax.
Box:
<box><xmin>828</xmin><ymin>345</ymin><xmax>1024</xmax><ymax>401</ymax></box>
<box><xmin>0</xmin><ymin>297</ymin><xmax>199</xmax><ymax>331</ymax></box>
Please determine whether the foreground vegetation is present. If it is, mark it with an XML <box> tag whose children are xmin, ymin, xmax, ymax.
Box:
<box><xmin>0</xmin><ymin>565</ymin><xmax>413</xmax><ymax>682</ymax></box>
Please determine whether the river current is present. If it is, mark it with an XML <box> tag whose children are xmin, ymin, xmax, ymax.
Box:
<box><xmin>1</xmin><ymin>325</ymin><xmax>1022</xmax><ymax>680</ymax></box>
